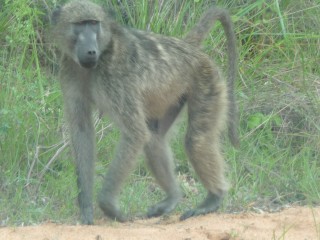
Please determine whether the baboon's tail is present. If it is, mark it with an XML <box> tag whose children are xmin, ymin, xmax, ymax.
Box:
<box><xmin>185</xmin><ymin>7</ymin><xmax>239</xmax><ymax>147</ymax></box>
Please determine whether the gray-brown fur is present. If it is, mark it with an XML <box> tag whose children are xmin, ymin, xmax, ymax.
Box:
<box><xmin>185</xmin><ymin>7</ymin><xmax>239</xmax><ymax>147</ymax></box>
<box><xmin>51</xmin><ymin>0</ymin><xmax>238</xmax><ymax>224</ymax></box>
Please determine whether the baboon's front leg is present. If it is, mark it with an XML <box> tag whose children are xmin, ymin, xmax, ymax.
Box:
<box><xmin>64</xmin><ymin>92</ymin><xmax>95</xmax><ymax>225</ymax></box>
<box><xmin>98</xmin><ymin>105</ymin><xmax>150</xmax><ymax>222</ymax></box>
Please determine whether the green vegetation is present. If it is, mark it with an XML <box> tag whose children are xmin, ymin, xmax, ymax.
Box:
<box><xmin>0</xmin><ymin>0</ymin><xmax>319</xmax><ymax>225</ymax></box>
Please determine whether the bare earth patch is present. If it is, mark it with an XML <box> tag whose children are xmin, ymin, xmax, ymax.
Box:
<box><xmin>1</xmin><ymin>207</ymin><xmax>319</xmax><ymax>240</ymax></box>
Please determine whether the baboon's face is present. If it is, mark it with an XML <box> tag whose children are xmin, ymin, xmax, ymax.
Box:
<box><xmin>70</xmin><ymin>20</ymin><xmax>101</xmax><ymax>68</ymax></box>
<box><xmin>51</xmin><ymin>1</ymin><xmax>112</xmax><ymax>69</ymax></box>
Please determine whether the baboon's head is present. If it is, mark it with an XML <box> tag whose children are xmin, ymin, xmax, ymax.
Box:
<box><xmin>51</xmin><ymin>0</ymin><xmax>112</xmax><ymax>69</ymax></box>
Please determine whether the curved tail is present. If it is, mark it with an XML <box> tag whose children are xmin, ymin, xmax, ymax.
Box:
<box><xmin>185</xmin><ymin>7</ymin><xmax>239</xmax><ymax>147</ymax></box>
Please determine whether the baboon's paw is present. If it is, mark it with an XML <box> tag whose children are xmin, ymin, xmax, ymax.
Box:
<box><xmin>180</xmin><ymin>207</ymin><xmax>211</xmax><ymax>220</ymax></box>
<box><xmin>80</xmin><ymin>207</ymin><xmax>94</xmax><ymax>225</ymax></box>
<box><xmin>180</xmin><ymin>192</ymin><xmax>222</xmax><ymax>221</ymax></box>
<box><xmin>147</xmin><ymin>196</ymin><xmax>181</xmax><ymax>218</ymax></box>
<box><xmin>98</xmin><ymin>199</ymin><xmax>127</xmax><ymax>222</ymax></box>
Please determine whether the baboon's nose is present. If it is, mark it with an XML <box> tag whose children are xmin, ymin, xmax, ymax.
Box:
<box><xmin>78</xmin><ymin>48</ymin><xmax>99</xmax><ymax>68</ymax></box>
<box><xmin>88</xmin><ymin>50</ymin><xmax>96</xmax><ymax>56</ymax></box>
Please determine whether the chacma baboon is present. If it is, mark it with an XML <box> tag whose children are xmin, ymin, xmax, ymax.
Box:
<box><xmin>51</xmin><ymin>0</ymin><xmax>238</xmax><ymax>224</ymax></box>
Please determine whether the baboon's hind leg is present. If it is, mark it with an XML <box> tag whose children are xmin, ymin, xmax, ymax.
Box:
<box><xmin>144</xmin><ymin>133</ymin><xmax>183</xmax><ymax>218</ymax></box>
<box><xmin>145</xmin><ymin>100</ymin><xmax>186</xmax><ymax>218</ymax></box>
<box><xmin>181</xmin><ymin>72</ymin><xmax>229</xmax><ymax>221</ymax></box>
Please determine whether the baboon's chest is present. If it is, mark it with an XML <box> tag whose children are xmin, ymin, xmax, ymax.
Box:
<box><xmin>90</xmin><ymin>81</ymin><xmax>113</xmax><ymax>115</ymax></box>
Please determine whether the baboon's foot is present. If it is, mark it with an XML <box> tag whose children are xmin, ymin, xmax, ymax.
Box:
<box><xmin>180</xmin><ymin>192</ymin><xmax>222</xmax><ymax>221</ymax></box>
<box><xmin>147</xmin><ymin>195</ymin><xmax>182</xmax><ymax>218</ymax></box>
<box><xmin>80</xmin><ymin>206</ymin><xmax>94</xmax><ymax>225</ymax></box>
<box><xmin>98</xmin><ymin>196</ymin><xmax>127</xmax><ymax>222</ymax></box>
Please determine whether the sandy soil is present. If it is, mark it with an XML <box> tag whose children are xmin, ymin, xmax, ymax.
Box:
<box><xmin>1</xmin><ymin>207</ymin><xmax>319</xmax><ymax>240</ymax></box>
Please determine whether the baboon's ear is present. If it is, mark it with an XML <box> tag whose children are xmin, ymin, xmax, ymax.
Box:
<box><xmin>51</xmin><ymin>5</ymin><xmax>62</xmax><ymax>25</ymax></box>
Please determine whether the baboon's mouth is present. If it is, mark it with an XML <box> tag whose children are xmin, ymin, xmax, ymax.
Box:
<box><xmin>79</xmin><ymin>61</ymin><xmax>98</xmax><ymax>69</ymax></box>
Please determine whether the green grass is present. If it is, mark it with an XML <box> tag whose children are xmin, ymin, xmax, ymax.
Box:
<box><xmin>0</xmin><ymin>0</ymin><xmax>319</xmax><ymax>225</ymax></box>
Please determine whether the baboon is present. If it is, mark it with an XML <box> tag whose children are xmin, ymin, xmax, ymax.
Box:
<box><xmin>51</xmin><ymin>0</ymin><xmax>238</xmax><ymax>224</ymax></box>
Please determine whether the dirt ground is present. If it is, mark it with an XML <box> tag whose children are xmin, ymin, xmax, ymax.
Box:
<box><xmin>1</xmin><ymin>207</ymin><xmax>319</xmax><ymax>240</ymax></box>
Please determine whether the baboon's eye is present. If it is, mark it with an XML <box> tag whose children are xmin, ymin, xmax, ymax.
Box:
<box><xmin>75</xmin><ymin>20</ymin><xmax>99</xmax><ymax>25</ymax></box>
<box><xmin>87</xmin><ymin>20</ymin><xmax>99</xmax><ymax>25</ymax></box>
<box><xmin>72</xmin><ymin>20</ymin><xmax>100</xmax><ymax>35</ymax></box>
<box><xmin>73</xmin><ymin>20</ymin><xmax>99</xmax><ymax>26</ymax></box>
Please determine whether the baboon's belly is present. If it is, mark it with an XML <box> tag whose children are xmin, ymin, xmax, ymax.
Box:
<box><xmin>142</xmin><ymin>82</ymin><xmax>186</xmax><ymax>119</ymax></box>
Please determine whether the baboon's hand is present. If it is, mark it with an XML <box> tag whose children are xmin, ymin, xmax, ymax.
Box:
<box><xmin>80</xmin><ymin>206</ymin><xmax>94</xmax><ymax>225</ymax></box>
